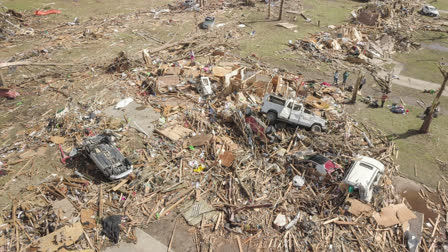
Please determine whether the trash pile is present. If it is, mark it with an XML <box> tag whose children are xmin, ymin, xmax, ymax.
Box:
<box><xmin>290</xmin><ymin>1</ymin><xmax>423</xmax><ymax>68</ymax></box>
<box><xmin>0</xmin><ymin>8</ymin><xmax>34</xmax><ymax>42</ymax></box>
<box><xmin>1</xmin><ymin>41</ymin><xmax>447</xmax><ymax>251</ymax></box>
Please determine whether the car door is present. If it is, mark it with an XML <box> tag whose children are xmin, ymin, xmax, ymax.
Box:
<box><xmin>279</xmin><ymin>100</ymin><xmax>292</xmax><ymax>119</ymax></box>
<box><xmin>289</xmin><ymin>104</ymin><xmax>302</xmax><ymax>123</ymax></box>
<box><xmin>299</xmin><ymin>108</ymin><xmax>314</xmax><ymax>127</ymax></box>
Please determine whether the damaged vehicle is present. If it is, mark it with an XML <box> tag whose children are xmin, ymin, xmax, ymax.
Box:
<box><xmin>307</xmin><ymin>154</ymin><xmax>342</xmax><ymax>177</ymax></box>
<box><xmin>260</xmin><ymin>94</ymin><xmax>327</xmax><ymax>132</ymax></box>
<box><xmin>343</xmin><ymin>156</ymin><xmax>384</xmax><ymax>203</ymax></box>
<box><xmin>197</xmin><ymin>77</ymin><xmax>213</xmax><ymax>96</ymax></box>
<box><xmin>200</xmin><ymin>16</ymin><xmax>215</xmax><ymax>29</ymax></box>
<box><xmin>83</xmin><ymin>134</ymin><xmax>133</xmax><ymax>180</ymax></box>
<box><xmin>244</xmin><ymin>108</ymin><xmax>279</xmax><ymax>144</ymax></box>
<box><xmin>420</xmin><ymin>5</ymin><xmax>439</xmax><ymax>17</ymax></box>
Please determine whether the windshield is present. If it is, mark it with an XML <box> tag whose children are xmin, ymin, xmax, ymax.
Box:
<box><xmin>359</xmin><ymin>162</ymin><xmax>375</xmax><ymax>170</ymax></box>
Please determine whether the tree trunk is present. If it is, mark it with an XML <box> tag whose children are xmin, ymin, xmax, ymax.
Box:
<box><xmin>419</xmin><ymin>73</ymin><xmax>448</xmax><ymax>133</ymax></box>
<box><xmin>278</xmin><ymin>0</ymin><xmax>285</xmax><ymax>21</ymax></box>
<box><xmin>351</xmin><ymin>74</ymin><xmax>363</xmax><ymax>104</ymax></box>
<box><xmin>268</xmin><ymin>0</ymin><xmax>271</xmax><ymax>19</ymax></box>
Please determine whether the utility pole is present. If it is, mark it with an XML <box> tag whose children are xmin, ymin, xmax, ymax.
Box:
<box><xmin>419</xmin><ymin>63</ymin><xmax>448</xmax><ymax>133</ymax></box>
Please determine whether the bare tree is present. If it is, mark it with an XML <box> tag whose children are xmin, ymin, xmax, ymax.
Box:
<box><xmin>419</xmin><ymin>63</ymin><xmax>448</xmax><ymax>133</ymax></box>
<box><xmin>278</xmin><ymin>0</ymin><xmax>285</xmax><ymax>20</ymax></box>
<box><xmin>351</xmin><ymin>73</ymin><xmax>364</xmax><ymax>103</ymax></box>
<box><xmin>0</xmin><ymin>73</ymin><xmax>4</xmax><ymax>87</ymax></box>
<box><xmin>267</xmin><ymin>0</ymin><xmax>271</xmax><ymax>19</ymax></box>
<box><xmin>371</xmin><ymin>72</ymin><xmax>393</xmax><ymax>94</ymax></box>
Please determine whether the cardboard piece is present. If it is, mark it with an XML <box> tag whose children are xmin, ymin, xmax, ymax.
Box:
<box><xmin>80</xmin><ymin>209</ymin><xmax>96</xmax><ymax>229</ymax></box>
<box><xmin>396</xmin><ymin>204</ymin><xmax>417</xmax><ymax>224</ymax></box>
<box><xmin>219</xmin><ymin>151</ymin><xmax>235</xmax><ymax>168</ymax></box>
<box><xmin>50</xmin><ymin>136</ymin><xmax>66</xmax><ymax>144</ymax></box>
<box><xmin>29</xmin><ymin>222</ymin><xmax>83</xmax><ymax>251</ymax></box>
<box><xmin>181</xmin><ymin>199</ymin><xmax>218</xmax><ymax>226</ymax></box>
<box><xmin>53</xmin><ymin>199</ymin><xmax>74</xmax><ymax>220</ymax></box>
<box><xmin>156</xmin><ymin>75</ymin><xmax>180</xmax><ymax>91</ymax></box>
<box><xmin>156</xmin><ymin>125</ymin><xmax>193</xmax><ymax>141</ymax></box>
<box><xmin>373</xmin><ymin>205</ymin><xmax>400</xmax><ymax>227</ymax></box>
<box><xmin>347</xmin><ymin>198</ymin><xmax>373</xmax><ymax>216</ymax></box>
<box><xmin>183</xmin><ymin>134</ymin><xmax>213</xmax><ymax>148</ymax></box>
<box><xmin>165</xmin><ymin>66</ymin><xmax>182</xmax><ymax>75</ymax></box>
<box><xmin>213</xmin><ymin>66</ymin><xmax>233</xmax><ymax>78</ymax></box>
<box><xmin>372</xmin><ymin>204</ymin><xmax>417</xmax><ymax>227</ymax></box>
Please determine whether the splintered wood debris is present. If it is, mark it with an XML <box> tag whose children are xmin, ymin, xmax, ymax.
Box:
<box><xmin>0</xmin><ymin>1</ymin><xmax>447</xmax><ymax>251</ymax></box>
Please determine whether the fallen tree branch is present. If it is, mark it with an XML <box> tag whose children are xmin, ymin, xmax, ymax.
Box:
<box><xmin>0</xmin><ymin>61</ymin><xmax>73</xmax><ymax>69</ymax></box>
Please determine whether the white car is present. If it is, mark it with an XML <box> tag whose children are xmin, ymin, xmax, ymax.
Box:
<box><xmin>421</xmin><ymin>5</ymin><xmax>439</xmax><ymax>17</ymax></box>
<box><xmin>343</xmin><ymin>156</ymin><xmax>385</xmax><ymax>203</ymax></box>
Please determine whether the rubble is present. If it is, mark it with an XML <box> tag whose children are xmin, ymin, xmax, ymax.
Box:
<box><xmin>0</xmin><ymin>2</ymin><xmax>447</xmax><ymax>252</ymax></box>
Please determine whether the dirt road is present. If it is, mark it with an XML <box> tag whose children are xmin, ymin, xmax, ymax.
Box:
<box><xmin>382</xmin><ymin>59</ymin><xmax>448</xmax><ymax>96</ymax></box>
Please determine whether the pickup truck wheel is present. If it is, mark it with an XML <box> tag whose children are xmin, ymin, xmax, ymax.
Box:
<box><xmin>266</xmin><ymin>112</ymin><xmax>277</xmax><ymax>124</ymax></box>
<box><xmin>311</xmin><ymin>124</ymin><xmax>322</xmax><ymax>132</ymax></box>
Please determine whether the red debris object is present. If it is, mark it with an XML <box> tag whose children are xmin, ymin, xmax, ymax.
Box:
<box><xmin>0</xmin><ymin>88</ymin><xmax>20</xmax><ymax>99</ymax></box>
<box><xmin>59</xmin><ymin>144</ymin><xmax>70</xmax><ymax>165</ymax></box>
<box><xmin>245</xmin><ymin>115</ymin><xmax>268</xmax><ymax>140</ymax></box>
<box><xmin>34</xmin><ymin>10</ymin><xmax>62</xmax><ymax>16</ymax></box>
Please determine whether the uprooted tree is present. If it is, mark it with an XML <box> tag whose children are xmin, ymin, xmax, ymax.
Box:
<box><xmin>371</xmin><ymin>72</ymin><xmax>393</xmax><ymax>95</ymax></box>
<box><xmin>419</xmin><ymin>63</ymin><xmax>448</xmax><ymax>134</ymax></box>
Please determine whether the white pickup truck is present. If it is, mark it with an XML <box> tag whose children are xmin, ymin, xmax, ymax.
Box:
<box><xmin>260</xmin><ymin>94</ymin><xmax>327</xmax><ymax>132</ymax></box>
<box><xmin>343</xmin><ymin>156</ymin><xmax>385</xmax><ymax>203</ymax></box>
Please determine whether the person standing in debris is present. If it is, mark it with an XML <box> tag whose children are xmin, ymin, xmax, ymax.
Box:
<box><xmin>333</xmin><ymin>71</ymin><xmax>339</xmax><ymax>85</ymax></box>
<box><xmin>381</xmin><ymin>93</ymin><xmax>388</xmax><ymax>108</ymax></box>
<box><xmin>343</xmin><ymin>71</ymin><xmax>350</xmax><ymax>85</ymax></box>
<box><xmin>189</xmin><ymin>50</ymin><xmax>195</xmax><ymax>65</ymax></box>
<box><xmin>359</xmin><ymin>76</ymin><xmax>366</xmax><ymax>90</ymax></box>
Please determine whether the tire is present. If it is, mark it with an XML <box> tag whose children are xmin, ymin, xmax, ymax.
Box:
<box><xmin>266</xmin><ymin>111</ymin><xmax>277</xmax><ymax>123</ymax></box>
<box><xmin>311</xmin><ymin>124</ymin><xmax>322</xmax><ymax>132</ymax></box>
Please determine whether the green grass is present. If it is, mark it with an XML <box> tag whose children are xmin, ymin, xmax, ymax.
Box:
<box><xmin>431</xmin><ymin>0</ymin><xmax>448</xmax><ymax>10</ymax></box>
<box><xmin>235</xmin><ymin>0</ymin><xmax>361</xmax><ymax>66</ymax></box>
<box><xmin>383</xmin><ymin>63</ymin><xmax>395</xmax><ymax>72</ymax></box>
<box><xmin>351</xmin><ymin>88</ymin><xmax>448</xmax><ymax>187</ymax></box>
<box><xmin>3</xmin><ymin>0</ymin><xmax>172</xmax><ymax>17</ymax></box>
<box><xmin>393</xmin><ymin>48</ymin><xmax>448</xmax><ymax>84</ymax></box>
<box><xmin>413</xmin><ymin>30</ymin><xmax>448</xmax><ymax>46</ymax></box>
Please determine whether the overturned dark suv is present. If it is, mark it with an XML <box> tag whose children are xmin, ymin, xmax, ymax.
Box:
<box><xmin>83</xmin><ymin>134</ymin><xmax>133</xmax><ymax>180</ymax></box>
